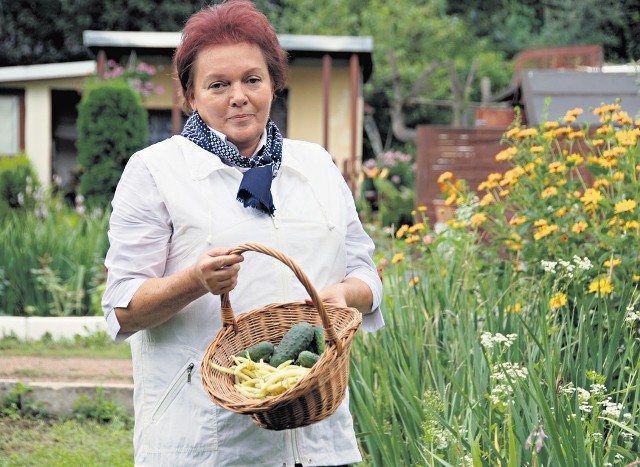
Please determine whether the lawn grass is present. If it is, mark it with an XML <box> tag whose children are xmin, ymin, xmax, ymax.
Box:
<box><xmin>0</xmin><ymin>417</ymin><xmax>133</xmax><ymax>466</ymax></box>
<box><xmin>0</xmin><ymin>331</ymin><xmax>131</xmax><ymax>360</ymax></box>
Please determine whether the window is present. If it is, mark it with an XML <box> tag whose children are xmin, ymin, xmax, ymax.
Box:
<box><xmin>0</xmin><ymin>95</ymin><xmax>20</xmax><ymax>155</ymax></box>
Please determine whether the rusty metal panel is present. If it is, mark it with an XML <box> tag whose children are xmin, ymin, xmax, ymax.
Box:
<box><xmin>416</xmin><ymin>126</ymin><xmax>509</xmax><ymax>223</ymax></box>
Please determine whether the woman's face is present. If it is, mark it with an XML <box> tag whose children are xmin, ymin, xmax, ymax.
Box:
<box><xmin>189</xmin><ymin>42</ymin><xmax>274</xmax><ymax>157</ymax></box>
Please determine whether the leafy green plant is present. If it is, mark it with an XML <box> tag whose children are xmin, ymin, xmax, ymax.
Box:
<box><xmin>72</xmin><ymin>387</ymin><xmax>132</xmax><ymax>429</ymax></box>
<box><xmin>0</xmin><ymin>154</ymin><xmax>40</xmax><ymax>210</ymax></box>
<box><xmin>0</xmin><ymin>383</ymin><xmax>47</xmax><ymax>420</ymax></box>
<box><xmin>76</xmin><ymin>80</ymin><xmax>148</xmax><ymax>208</ymax></box>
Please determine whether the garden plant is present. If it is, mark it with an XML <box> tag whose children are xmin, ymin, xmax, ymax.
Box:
<box><xmin>351</xmin><ymin>101</ymin><xmax>639</xmax><ymax>465</ymax></box>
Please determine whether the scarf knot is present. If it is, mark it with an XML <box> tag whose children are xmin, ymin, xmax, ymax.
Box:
<box><xmin>181</xmin><ymin>112</ymin><xmax>283</xmax><ymax>215</ymax></box>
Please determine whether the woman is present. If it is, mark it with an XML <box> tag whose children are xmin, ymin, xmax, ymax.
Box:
<box><xmin>102</xmin><ymin>1</ymin><xmax>383</xmax><ymax>465</ymax></box>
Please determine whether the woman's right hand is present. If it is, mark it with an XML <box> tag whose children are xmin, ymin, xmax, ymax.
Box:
<box><xmin>190</xmin><ymin>248</ymin><xmax>244</xmax><ymax>295</ymax></box>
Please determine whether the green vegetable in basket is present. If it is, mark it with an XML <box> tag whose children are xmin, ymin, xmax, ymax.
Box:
<box><xmin>270</xmin><ymin>322</ymin><xmax>314</xmax><ymax>368</ymax></box>
<box><xmin>312</xmin><ymin>325</ymin><xmax>325</xmax><ymax>355</ymax></box>
<box><xmin>240</xmin><ymin>341</ymin><xmax>275</xmax><ymax>362</ymax></box>
<box><xmin>297</xmin><ymin>350</ymin><xmax>321</xmax><ymax>368</ymax></box>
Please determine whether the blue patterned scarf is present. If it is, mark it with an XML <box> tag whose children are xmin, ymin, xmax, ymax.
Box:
<box><xmin>181</xmin><ymin>112</ymin><xmax>283</xmax><ymax>215</ymax></box>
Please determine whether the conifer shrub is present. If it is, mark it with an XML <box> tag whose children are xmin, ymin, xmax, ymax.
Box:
<box><xmin>76</xmin><ymin>80</ymin><xmax>148</xmax><ymax>207</ymax></box>
<box><xmin>0</xmin><ymin>154</ymin><xmax>39</xmax><ymax>210</ymax></box>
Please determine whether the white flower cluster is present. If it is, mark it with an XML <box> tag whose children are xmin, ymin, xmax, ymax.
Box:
<box><xmin>480</xmin><ymin>332</ymin><xmax>518</xmax><ymax>349</ymax></box>
<box><xmin>625</xmin><ymin>305</ymin><xmax>639</xmax><ymax>323</ymax></box>
<box><xmin>541</xmin><ymin>255</ymin><xmax>593</xmax><ymax>276</ymax></box>
<box><xmin>489</xmin><ymin>362</ymin><xmax>528</xmax><ymax>407</ymax></box>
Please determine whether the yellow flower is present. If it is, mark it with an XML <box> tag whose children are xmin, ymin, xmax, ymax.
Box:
<box><xmin>613</xmin><ymin>112</ymin><xmax>633</xmax><ymax>125</ymax></box>
<box><xmin>612</xmin><ymin>171</ymin><xmax>624</xmax><ymax>182</ymax></box>
<box><xmin>566</xmin><ymin>107</ymin><xmax>584</xmax><ymax>117</ymax></box>
<box><xmin>625</xmin><ymin>220</ymin><xmax>639</xmax><ymax>230</ymax></box>
<box><xmin>505</xmin><ymin>127</ymin><xmax>521</xmax><ymax>138</ymax></box>
<box><xmin>595</xmin><ymin>125</ymin><xmax>612</xmax><ymax>135</ymax></box>
<box><xmin>555</xmin><ymin>206</ymin><xmax>567</xmax><ymax>218</ymax></box>
<box><xmin>593</xmin><ymin>103</ymin><xmax>621</xmax><ymax>115</ymax></box>
<box><xmin>580</xmin><ymin>188</ymin><xmax>604</xmax><ymax>210</ymax></box>
<box><xmin>408</xmin><ymin>223</ymin><xmax>425</xmax><ymax>233</ymax></box>
<box><xmin>405</xmin><ymin>234</ymin><xmax>420</xmax><ymax>244</ymax></box>
<box><xmin>530</xmin><ymin>145</ymin><xmax>544</xmax><ymax>153</ymax></box>
<box><xmin>548</xmin><ymin>162</ymin><xmax>567</xmax><ymax>174</ymax></box>
<box><xmin>395</xmin><ymin>224</ymin><xmax>409</xmax><ymax>239</ymax></box>
<box><xmin>379</xmin><ymin>167</ymin><xmax>389</xmax><ymax>179</ymax></box>
<box><xmin>563</xmin><ymin>114</ymin><xmax>576</xmax><ymax>124</ymax></box>
<box><xmin>363</xmin><ymin>166</ymin><xmax>380</xmax><ymax>178</ymax></box>
<box><xmin>543</xmin><ymin>121</ymin><xmax>560</xmax><ymax>129</ymax></box>
<box><xmin>566</xmin><ymin>153</ymin><xmax>584</xmax><ymax>165</ymax></box>
<box><xmin>571</xmin><ymin>221</ymin><xmax>588</xmax><ymax>233</ymax></box>
<box><xmin>592</xmin><ymin>178</ymin><xmax>610</xmax><ymax>189</ymax></box>
<box><xmin>549</xmin><ymin>292</ymin><xmax>568</xmax><ymax>310</ymax></box>
<box><xmin>541</xmin><ymin>187</ymin><xmax>558</xmax><ymax>199</ymax></box>
<box><xmin>591</xmin><ymin>138</ymin><xmax>606</xmax><ymax>147</ymax></box>
<box><xmin>588</xmin><ymin>277</ymin><xmax>614</xmax><ymax>295</ymax></box>
<box><xmin>445</xmin><ymin>193</ymin><xmax>457</xmax><ymax>205</ymax></box>
<box><xmin>417</xmin><ymin>205</ymin><xmax>428</xmax><ymax>212</ymax></box>
<box><xmin>495</xmin><ymin>147</ymin><xmax>517</xmax><ymax>161</ymax></box>
<box><xmin>504</xmin><ymin>232</ymin><xmax>523</xmax><ymax>251</ymax></box>
<box><xmin>614</xmin><ymin>199</ymin><xmax>636</xmax><ymax>214</ymax></box>
<box><xmin>408</xmin><ymin>276</ymin><xmax>420</xmax><ymax>287</ymax></box>
<box><xmin>533</xmin><ymin>223</ymin><xmax>558</xmax><ymax>240</ymax></box>
<box><xmin>518</xmin><ymin>128</ymin><xmax>539</xmax><ymax>138</ymax></box>
<box><xmin>509</xmin><ymin>215</ymin><xmax>527</xmax><ymax>226</ymax></box>
<box><xmin>634</xmin><ymin>275</ymin><xmax>640</xmax><ymax>282</ymax></box>
<box><xmin>480</xmin><ymin>193</ymin><xmax>495</xmax><ymax>206</ymax></box>
<box><xmin>505</xmin><ymin>303</ymin><xmax>523</xmax><ymax>314</ymax></box>
<box><xmin>391</xmin><ymin>253</ymin><xmax>404</xmax><ymax>264</ymax></box>
<box><xmin>470</xmin><ymin>212</ymin><xmax>487</xmax><ymax>227</ymax></box>
<box><xmin>603</xmin><ymin>258</ymin><xmax>622</xmax><ymax>268</ymax></box>
<box><xmin>437</xmin><ymin>171</ymin><xmax>454</xmax><ymax>184</ymax></box>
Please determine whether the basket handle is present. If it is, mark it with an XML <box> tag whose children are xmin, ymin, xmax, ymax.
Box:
<box><xmin>220</xmin><ymin>243</ymin><xmax>343</xmax><ymax>354</ymax></box>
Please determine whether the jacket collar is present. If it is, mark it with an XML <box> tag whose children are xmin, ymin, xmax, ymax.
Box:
<box><xmin>178</xmin><ymin>135</ymin><xmax>308</xmax><ymax>182</ymax></box>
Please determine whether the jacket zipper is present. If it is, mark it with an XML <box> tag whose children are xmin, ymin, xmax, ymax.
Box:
<box><xmin>151</xmin><ymin>361</ymin><xmax>195</xmax><ymax>423</ymax></box>
<box><xmin>290</xmin><ymin>429</ymin><xmax>302</xmax><ymax>465</ymax></box>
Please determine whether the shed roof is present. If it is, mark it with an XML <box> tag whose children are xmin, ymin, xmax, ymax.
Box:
<box><xmin>82</xmin><ymin>30</ymin><xmax>374</xmax><ymax>81</ymax></box>
<box><xmin>0</xmin><ymin>60</ymin><xmax>96</xmax><ymax>83</ymax></box>
<box><xmin>518</xmin><ymin>69</ymin><xmax>640</xmax><ymax>126</ymax></box>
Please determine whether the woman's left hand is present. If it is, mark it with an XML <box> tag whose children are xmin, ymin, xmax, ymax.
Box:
<box><xmin>306</xmin><ymin>278</ymin><xmax>373</xmax><ymax>315</ymax></box>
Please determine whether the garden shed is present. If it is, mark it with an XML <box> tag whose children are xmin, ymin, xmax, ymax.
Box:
<box><xmin>0</xmin><ymin>31</ymin><xmax>373</xmax><ymax>193</ymax></box>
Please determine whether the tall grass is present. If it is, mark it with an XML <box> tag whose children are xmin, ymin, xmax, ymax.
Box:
<box><xmin>0</xmin><ymin>197</ymin><xmax>109</xmax><ymax>316</ymax></box>
<box><xmin>351</xmin><ymin>227</ymin><xmax>639</xmax><ymax>465</ymax></box>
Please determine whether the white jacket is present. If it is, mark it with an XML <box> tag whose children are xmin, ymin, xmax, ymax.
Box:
<box><xmin>103</xmin><ymin>135</ymin><xmax>383</xmax><ymax>466</ymax></box>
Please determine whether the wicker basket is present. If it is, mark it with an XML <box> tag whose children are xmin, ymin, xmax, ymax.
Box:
<box><xmin>201</xmin><ymin>243</ymin><xmax>362</xmax><ymax>431</ymax></box>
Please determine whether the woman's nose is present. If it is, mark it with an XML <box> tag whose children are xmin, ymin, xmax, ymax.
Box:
<box><xmin>229</xmin><ymin>83</ymin><xmax>248</xmax><ymax>106</ymax></box>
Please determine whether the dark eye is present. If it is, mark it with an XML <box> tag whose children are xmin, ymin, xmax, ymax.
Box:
<box><xmin>209</xmin><ymin>81</ymin><xmax>226</xmax><ymax>90</ymax></box>
<box><xmin>247</xmin><ymin>76</ymin><xmax>262</xmax><ymax>84</ymax></box>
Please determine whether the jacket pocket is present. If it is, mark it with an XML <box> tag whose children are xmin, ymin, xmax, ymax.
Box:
<box><xmin>150</xmin><ymin>360</ymin><xmax>195</xmax><ymax>423</ymax></box>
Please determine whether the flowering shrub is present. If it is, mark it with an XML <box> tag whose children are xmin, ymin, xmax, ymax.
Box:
<box><xmin>99</xmin><ymin>59</ymin><xmax>165</xmax><ymax>98</ymax></box>
<box><xmin>438</xmin><ymin>101</ymin><xmax>639</xmax><ymax>309</ymax></box>
<box><xmin>359</xmin><ymin>150</ymin><xmax>416</xmax><ymax>227</ymax></box>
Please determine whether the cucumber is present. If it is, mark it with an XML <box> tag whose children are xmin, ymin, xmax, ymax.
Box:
<box><xmin>312</xmin><ymin>325</ymin><xmax>326</xmax><ymax>355</ymax></box>
<box><xmin>269</xmin><ymin>322</ymin><xmax>314</xmax><ymax>368</ymax></box>
<box><xmin>240</xmin><ymin>341</ymin><xmax>275</xmax><ymax>362</ymax></box>
<box><xmin>297</xmin><ymin>350</ymin><xmax>321</xmax><ymax>368</ymax></box>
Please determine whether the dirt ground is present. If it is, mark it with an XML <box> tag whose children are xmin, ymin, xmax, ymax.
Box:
<box><xmin>0</xmin><ymin>356</ymin><xmax>133</xmax><ymax>385</ymax></box>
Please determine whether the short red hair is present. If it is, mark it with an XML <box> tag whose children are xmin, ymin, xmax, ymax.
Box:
<box><xmin>174</xmin><ymin>0</ymin><xmax>288</xmax><ymax>113</ymax></box>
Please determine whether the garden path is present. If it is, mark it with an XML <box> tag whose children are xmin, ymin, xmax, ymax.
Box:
<box><xmin>0</xmin><ymin>356</ymin><xmax>132</xmax><ymax>385</ymax></box>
